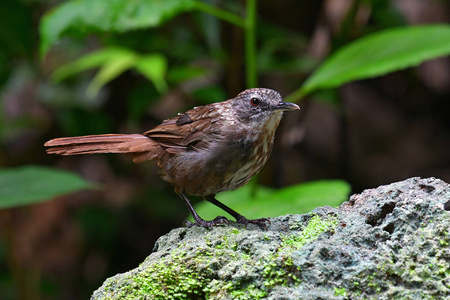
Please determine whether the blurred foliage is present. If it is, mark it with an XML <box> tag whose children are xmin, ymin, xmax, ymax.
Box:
<box><xmin>52</xmin><ymin>47</ymin><xmax>168</xmax><ymax>97</ymax></box>
<box><xmin>191</xmin><ymin>180</ymin><xmax>350</xmax><ymax>221</ymax></box>
<box><xmin>0</xmin><ymin>166</ymin><xmax>96</xmax><ymax>208</ymax></box>
<box><xmin>0</xmin><ymin>0</ymin><xmax>450</xmax><ymax>299</ymax></box>
<box><xmin>39</xmin><ymin>0</ymin><xmax>197</xmax><ymax>57</ymax></box>
<box><xmin>0</xmin><ymin>1</ymin><xmax>33</xmax><ymax>82</ymax></box>
<box><xmin>289</xmin><ymin>25</ymin><xmax>450</xmax><ymax>101</ymax></box>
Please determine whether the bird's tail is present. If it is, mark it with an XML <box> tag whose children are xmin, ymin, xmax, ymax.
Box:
<box><xmin>44</xmin><ymin>134</ymin><xmax>160</xmax><ymax>163</ymax></box>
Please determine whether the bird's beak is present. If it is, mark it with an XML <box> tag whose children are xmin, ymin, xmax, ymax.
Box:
<box><xmin>273</xmin><ymin>101</ymin><xmax>300</xmax><ymax>112</ymax></box>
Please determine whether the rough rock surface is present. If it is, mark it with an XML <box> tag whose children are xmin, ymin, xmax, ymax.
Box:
<box><xmin>91</xmin><ymin>177</ymin><xmax>450</xmax><ymax>299</ymax></box>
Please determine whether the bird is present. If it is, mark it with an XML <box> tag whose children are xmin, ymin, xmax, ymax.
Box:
<box><xmin>45</xmin><ymin>88</ymin><xmax>300</xmax><ymax>228</ymax></box>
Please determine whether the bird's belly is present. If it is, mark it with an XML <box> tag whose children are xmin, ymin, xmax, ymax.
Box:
<box><xmin>219</xmin><ymin>147</ymin><xmax>268</xmax><ymax>191</ymax></box>
<box><xmin>166</xmin><ymin>136</ymin><xmax>272</xmax><ymax>196</ymax></box>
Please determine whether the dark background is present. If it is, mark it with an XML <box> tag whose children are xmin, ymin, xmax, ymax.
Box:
<box><xmin>1</xmin><ymin>0</ymin><xmax>449</xmax><ymax>299</ymax></box>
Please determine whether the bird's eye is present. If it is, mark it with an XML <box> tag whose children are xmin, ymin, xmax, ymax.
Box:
<box><xmin>250</xmin><ymin>97</ymin><xmax>260</xmax><ymax>106</ymax></box>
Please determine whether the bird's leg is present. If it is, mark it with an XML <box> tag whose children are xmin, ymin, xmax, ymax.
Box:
<box><xmin>178</xmin><ymin>193</ymin><xmax>228</xmax><ymax>228</ymax></box>
<box><xmin>204</xmin><ymin>195</ymin><xmax>270</xmax><ymax>229</ymax></box>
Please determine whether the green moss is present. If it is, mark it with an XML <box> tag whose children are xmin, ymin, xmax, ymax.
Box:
<box><xmin>229</xmin><ymin>285</ymin><xmax>267</xmax><ymax>300</ymax></box>
<box><xmin>261</xmin><ymin>215</ymin><xmax>338</xmax><ymax>289</ymax></box>
<box><xmin>231</xmin><ymin>228</ymin><xmax>241</xmax><ymax>235</ymax></box>
<box><xmin>107</xmin><ymin>249</ymin><xmax>213</xmax><ymax>300</ymax></box>
<box><xmin>99</xmin><ymin>214</ymin><xmax>339</xmax><ymax>299</ymax></box>
<box><xmin>334</xmin><ymin>287</ymin><xmax>348</xmax><ymax>297</ymax></box>
<box><xmin>281</xmin><ymin>215</ymin><xmax>338</xmax><ymax>250</ymax></box>
<box><xmin>102</xmin><ymin>242</ymin><xmax>263</xmax><ymax>299</ymax></box>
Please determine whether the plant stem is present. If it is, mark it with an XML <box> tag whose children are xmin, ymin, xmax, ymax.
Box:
<box><xmin>245</xmin><ymin>0</ymin><xmax>257</xmax><ymax>88</ymax></box>
<box><xmin>195</xmin><ymin>0</ymin><xmax>257</xmax><ymax>88</ymax></box>
<box><xmin>194</xmin><ymin>1</ymin><xmax>245</xmax><ymax>28</ymax></box>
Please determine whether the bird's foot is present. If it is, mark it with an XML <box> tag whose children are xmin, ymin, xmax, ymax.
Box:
<box><xmin>235</xmin><ymin>215</ymin><xmax>271</xmax><ymax>230</ymax></box>
<box><xmin>184</xmin><ymin>216</ymin><xmax>229</xmax><ymax>228</ymax></box>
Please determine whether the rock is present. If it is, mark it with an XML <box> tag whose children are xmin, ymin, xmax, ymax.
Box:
<box><xmin>91</xmin><ymin>177</ymin><xmax>450</xmax><ymax>299</ymax></box>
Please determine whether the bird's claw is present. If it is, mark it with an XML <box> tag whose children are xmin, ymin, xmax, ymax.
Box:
<box><xmin>184</xmin><ymin>216</ymin><xmax>229</xmax><ymax>228</ymax></box>
<box><xmin>235</xmin><ymin>216</ymin><xmax>271</xmax><ymax>230</ymax></box>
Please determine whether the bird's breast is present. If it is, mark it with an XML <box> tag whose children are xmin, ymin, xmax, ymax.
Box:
<box><xmin>221</xmin><ymin>113</ymin><xmax>282</xmax><ymax>191</ymax></box>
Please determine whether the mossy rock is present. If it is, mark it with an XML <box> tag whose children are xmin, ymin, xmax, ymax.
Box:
<box><xmin>92</xmin><ymin>177</ymin><xmax>450</xmax><ymax>299</ymax></box>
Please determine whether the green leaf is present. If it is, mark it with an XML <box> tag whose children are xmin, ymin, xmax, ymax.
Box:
<box><xmin>190</xmin><ymin>180</ymin><xmax>350</xmax><ymax>221</ymax></box>
<box><xmin>134</xmin><ymin>54</ymin><xmax>168</xmax><ymax>94</ymax></box>
<box><xmin>299</xmin><ymin>24</ymin><xmax>450</xmax><ymax>98</ymax></box>
<box><xmin>52</xmin><ymin>47</ymin><xmax>168</xmax><ymax>97</ymax></box>
<box><xmin>87</xmin><ymin>51</ymin><xmax>137</xmax><ymax>97</ymax></box>
<box><xmin>39</xmin><ymin>0</ymin><xmax>196</xmax><ymax>57</ymax></box>
<box><xmin>51</xmin><ymin>47</ymin><xmax>134</xmax><ymax>82</ymax></box>
<box><xmin>0</xmin><ymin>165</ymin><xmax>96</xmax><ymax>209</ymax></box>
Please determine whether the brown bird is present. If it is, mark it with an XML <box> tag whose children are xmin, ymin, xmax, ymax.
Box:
<box><xmin>45</xmin><ymin>88</ymin><xmax>299</xmax><ymax>228</ymax></box>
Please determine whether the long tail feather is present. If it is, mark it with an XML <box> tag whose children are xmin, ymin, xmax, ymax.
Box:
<box><xmin>44</xmin><ymin>134</ymin><xmax>160</xmax><ymax>162</ymax></box>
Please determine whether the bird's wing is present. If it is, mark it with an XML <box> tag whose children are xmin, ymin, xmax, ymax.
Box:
<box><xmin>143</xmin><ymin>103</ymin><xmax>225</xmax><ymax>153</ymax></box>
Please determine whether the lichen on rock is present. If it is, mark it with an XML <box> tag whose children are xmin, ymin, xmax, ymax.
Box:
<box><xmin>91</xmin><ymin>177</ymin><xmax>450</xmax><ymax>299</ymax></box>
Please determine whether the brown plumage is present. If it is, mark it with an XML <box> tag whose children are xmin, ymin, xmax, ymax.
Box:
<box><xmin>45</xmin><ymin>88</ymin><xmax>299</xmax><ymax>228</ymax></box>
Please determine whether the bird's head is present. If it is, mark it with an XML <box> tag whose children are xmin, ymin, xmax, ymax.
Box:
<box><xmin>231</xmin><ymin>88</ymin><xmax>299</xmax><ymax>125</ymax></box>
